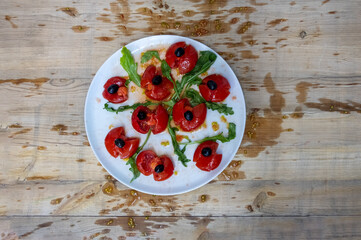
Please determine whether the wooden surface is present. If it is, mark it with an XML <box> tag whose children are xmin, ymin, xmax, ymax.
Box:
<box><xmin>1</xmin><ymin>0</ymin><xmax>361</xmax><ymax>239</ymax></box>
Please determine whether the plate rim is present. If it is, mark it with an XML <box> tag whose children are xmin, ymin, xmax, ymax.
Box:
<box><xmin>84</xmin><ymin>35</ymin><xmax>246</xmax><ymax>195</ymax></box>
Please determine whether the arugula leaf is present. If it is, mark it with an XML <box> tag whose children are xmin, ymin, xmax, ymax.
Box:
<box><xmin>185</xmin><ymin>76</ymin><xmax>202</xmax><ymax>90</ymax></box>
<box><xmin>176</xmin><ymin>51</ymin><xmax>217</xmax><ymax>96</ymax></box>
<box><xmin>161</xmin><ymin>60</ymin><xmax>180</xmax><ymax>99</ymax></box>
<box><xmin>185</xmin><ymin>89</ymin><xmax>234</xmax><ymax>115</ymax></box>
<box><xmin>104</xmin><ymin>101</ymin><xmax>157</xmax><ymax>114</ymax></box>
<box><xmin>162</xmin><ymin>99</ymin><xmax>176</xmax><ymax>108</ymax></box>
<box><xmin>179</xmin><ymin>123</ymin><xmax>236</xmax><ymax>145</ymax></box>
<box><xmin>127</xmin><ymin>130</ymin><xmax>152</xmax><ymax>182</ymax></box>
<box><xmin>167</xmin><ymin>116</ymin><xmax>191</xmax><ymax>167</ymax></box>
<box><xmin>141</xmin><ymin>50</ymin><xmax>161</xmax><ymax>63</ymax></box>
<box><xmin>120</xmin><ymin>47</ymin><xmax>141</xmax><ymax>87</ymax></box>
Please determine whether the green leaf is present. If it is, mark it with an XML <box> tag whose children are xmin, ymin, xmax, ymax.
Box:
<box><xmin>127</xmin><ymin>130</ymin><xmax>152</xmax><ymax>182</ymax></box>
<box><xmin>177</xmin><ymin>51</ymin><xmax>217</xmax><ymax>96</ymax></box>
<box><xmin>180</xmin><ymin>123</ymin><xmax>236</xmax><ymax>145</ymax></box>
<box><xmin>120</xmin><ymin>47</ymin><xmax>141</xmax><ymax>87</ymax></box>
<box><xmin>161</xmin><ymin>60</ymin><xmax>180</xmax><ymax>99</ymax></box>
<box><xmin>167</xmin><ymin>116</ymin><xmax>191</xmax><ymax>166</ymax></box>
<box><xmin>104</xmin><ymin>101</ymin><xmax>157</xmax><ymax>114</ymax></box>
<box><xmin>126</xmin><ymin>155</ymin><xmax>140</xmax><ymax>182</ymax></box>
<box><xmin>162</xmin><ymin>99</ymin><xmax>176</xmax><ymax>108</ymax></box>
<box><xmin>141</xmin><ymin>50</ymin><xmax>161</xmax><ymax>63</ymax></box>
<box><xmin>185</xmin><ymin>89</ymin><xmax>234</xmax><ymax>115</ymax></box>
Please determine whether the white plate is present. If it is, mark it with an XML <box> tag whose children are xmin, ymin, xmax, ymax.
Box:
<box><xmin>84</xmin><ymin>35</ymin><xmax>246</xmax><ymax>195</ymax></box>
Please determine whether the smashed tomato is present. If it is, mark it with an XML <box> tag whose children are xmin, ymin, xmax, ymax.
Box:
<box><xmin>136</xmin><ymin>150</ymin><xmax>174</xmax><ymax>181</ymax></box>
<box><xmin>104</xmin><ymin>127</ymin><xmax>139</xmax><ymax>159</ymax></box>
<box><xmin>193</xmin><ymin>141</ymin><xmax>222</xmax><ymax>171</ymax></box>
<box><xmin>173</xmin><ymin>98</ymin><xmax>207</xmax><ymax>132</ymax></box>
<box><xmin>102</xmin><ymin>77</ymin><xmax>128</xmax><ymax>103</ymax></box>
<box><xmin>131</xmin><ymin>104</ymin><xmax>168</xmax><ymax>134</ymax></box>
<box><xmin>199</xmin><ymin>74</ymin><xmax>230</xmax><ymax>102</ymax></box>
<box><xmin>165</xmin><ymin>42</ymin><xmax>198</xmax><ymax>74</ymax></box>
<box><xmin>141</xmin><ymin>65</ymin><xmax>173</xmax><ymax>101</ymax></box>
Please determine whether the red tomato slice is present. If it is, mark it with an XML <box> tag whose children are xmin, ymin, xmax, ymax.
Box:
<box><xmin>136</xmin><ymin>150</ymin><xmax>174</xmax><ymax>181</ymax></box>
<box><xmin>104</xmin><ymin>127</ymin><xmax>139</xmax><ymax>159</ymax></box>
<box><xmin>136</xmin><ymin>150</ymin><xmax>158</xmax><ymax>176</ymax></box>
<box><xmin>102</xmin><ymin>77</ymin><xmax>128</xmax><ymax>103</ymax></box>
<box><xmin>153</xmin><ymin>156</ymin><xmax>174</xmax><ymax>181</ymax></box>
<box><xmin>173</xmin><ymin>98</ymin><xmax>207</xmax><ymax>132</ymax></box>
<box><xmin>199</xmin><ymin>74</ymin><xmax>231</xmax><ymax>102</ymax></box>
<box><xmin>152</xmin><ymin>104</ymin><xmax>169</xmax><ymax>134</ymax></box>
<box><xmin>141</xmin><ymin>65</ymin><xmax>174</xmax><ymax>101</ymax></box>
<box><xmin>132</xmin><ymin>105</ymin><xmax>168</xmax><ymax>134</ymax></box>
<box><xmin>193</xmin><ymin>141</ymin><xmax>222</xmax><ymax>171</ymax></box>
<box><xmin>165</xmin><ymin>42</ymin><xmax>198</xmax><ymax>74</ymax></box>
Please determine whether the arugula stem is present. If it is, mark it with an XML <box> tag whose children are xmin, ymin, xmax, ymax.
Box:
<box><xmin>138</xmin><ymin>130</ymin><xmax>152</xmax><ymax>153</ymax></box>
<box><xmin>179</xmin><ymin>123</ymin><xmax>236</xmax><ymax>145</ymax></box>
<box><xmin>127</xmin><ymin>129</ymin><xmax>152</xmax><ymax>182</ymax></box>
<box><xmin>167</xmin><ymin>116</ymin><xmax>190</xmax><ymax>167</ymax></box>
<box><xmin>104</xmin><ymin>101</ymin><xmax>157</xmax><ymax>114</ymax></box>
<box><xmin>161</xmin><ymin>60</ymin><xmax>180</xmax><ymax>100</ymax></box>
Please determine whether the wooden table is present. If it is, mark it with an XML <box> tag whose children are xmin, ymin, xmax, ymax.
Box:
<box><xmin>1</xmin><ymin>0</ymin><xmax>361</xmax><ymax>239</ymax></box>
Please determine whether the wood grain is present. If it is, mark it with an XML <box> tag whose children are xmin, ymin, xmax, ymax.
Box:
<box><xmin>1</xmin><ymin>216</ymin><xmax>361</xmax><ymax>240</ymax></box>
<box><xmin>0</xmin><ymin>180</ymin><xmax>360</xmax><ymax>216</ymax></box>
<box><xmin>1</xmin><ymin>0</ymin><xmax>361</xmax><ymax>238</ymax></box>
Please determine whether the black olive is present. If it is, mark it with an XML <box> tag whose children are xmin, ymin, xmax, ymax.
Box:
<box><xmin>137</xmin><ymin>110</ymin><xmax>147</xmax><ymax>120</ymax></box>
<box><xmin>184</xmin><ymin>111</ymin><xmax>193</xmax><ymax>121</ymax></box>
<box><xmin>175</xmin><ymin>47</ymin><xmax>185</xmax><ymax>57</ymax></box>
<box><xmin>152</xmin><ymin>75</ymin><xmax>162</xmax><ymax>85</ymax></box>
<box><xmin>114</xmin><ymin>138</ymin><xmax>125</xmax><ymax>148</ymax></box>
<box><xmin>207</xmin><ymin>80</ymin><xmax>217</xmax><ymax>90</ymax></box>
<box><xmin>155</xmin><ymin>164</ymin><xmax>164</xmax><ymax>173</ymax></box>
<box><xmin>201</xmin><ymin>147</ymin><xmax>212</xmax><ymax>157</ymax></box>
<box><xmin>107</xmin><ymin>84</ymin><xmax>119</xmax><ymax>94</ymax></box>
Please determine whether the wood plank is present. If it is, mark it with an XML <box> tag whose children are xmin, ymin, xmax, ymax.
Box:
<box><xmin>1</xmin><ymin>216</ymin><xmax>361</xmax><ymax>240</ymax></box>
<box><xmin>0</xmin><ymin>0</ymin><xmax>360</xmax><ymax>79</ymax></box>
<box><xmin>0</xmin><ymin>180</ymin><xmax>360</xmax><ymax>216</ymax></box>
<box><xmin>0</xmin><ymin>74</ymin><xmax>361</xmax><ymax>184</ymax></box>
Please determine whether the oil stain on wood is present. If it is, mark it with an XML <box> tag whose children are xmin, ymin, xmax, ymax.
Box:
<box><xmin>96</xmin><ymin>0</ymin><xmax>256</xmax><ymax>38</ymax></box>
<box><xmin>26</xmin><ymin>176</ymin><xmax>54</xmax><ymax>180</ymax></box>
<box><xmin>57</xmin><ymin>7</ymin><xmax>79</xmax><ymax>17</ymax></box>
<box><xmin>95</xmin><ymin>36</ymin><xmax>115</xmax><ymax>41</ymax></box>
<box><xmin>51</xmin><ymin>124</ymin><xmax>68</xmax><ymax>135</ymax></box>
<box><xmin>95</xmin><ymin>216</ymin><xmax>178</xmax><ymax>236</ymax></box>
<box><xmin>249</xmin><ymin>0</ymin><xmax>268</xmax><ymax>6</ymax></box>
<box><xmin>267</xmin><ymin>18</ymin><xmax>288</xmax><ymax>28</ymax></box>
<box><xmin>101</xmin><ymin>178</ymin><xmax>179</xmax><ymax>213</ymax></box>
<box><xmin>5</xmin><ymin>15</ymin><xmax>18</xmax><ymax>28</ymax></box>
<box><xmin>71</xmin><ymin>25</ymin><xmax>89</xmax><ymax>33</ymax></box>
<box><xmin>218</xmin><ymin>160</ymin><xmax>245</xmax><ymax>181</ymax></box>
<box><xmin>52</xmin><ymin>183</ymin><xmax>102</xmax><ymax>214</ymax></box>
<box><xmin>0</xmin><ymin>78</ymin><xmax>49</xmax><ymax>89</ymax></box>
<box><xmin>252</xmin><ymin>191</ymin><xmax>268</xmax><ymax>210</ymax></box>
<box><xmin>19</xmin><ymin>222</ymin><xmax>53</xmax><ymax>238</ymax></box>
<box><xmin>305</xmin><ymin>98</ymin><xmax>361</xmax><ymax>114</ymax></box>
<box><xmin>8</xmin><ymin>128</ymin><xmax>32</xmax><ymax>138</ymax></box>
<box><xmin>240</xmin><ymin>73</ymin><xmax>287</xmax><ymax>158</ymax></box>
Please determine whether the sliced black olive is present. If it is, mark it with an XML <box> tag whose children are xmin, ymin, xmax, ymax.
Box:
<box><xmin>201</xmin><ymin>147</ymin><xmax>212</xmax><ymax>157</ymax></box>
<box><xmin>114</xmin><ymin>138</ymin><xmax>125</xmax><ymax>148</ymax></box>
<box><xmin>175</xmin><ymin>47</ymin><xmax>185</xmax><ymax>57</ymax></box>
<box><xmin>207</xmin><ymin>80</ymin><xmax>217</xmax><ymax>90</ymax></box>
<box><xmin>137</xmin><ymin>110</ymin><xmax>147</xmax><ymax>120</ymax></box>
<box><xmin>155</xmin><ymin>164</ymin><xmax>164</xmax><ymax>173</ymax></box>
<box><xmin>184</xmin><ymin>111</ymin><xmax>193</xmax><ymax>121</ymax></box>
<box><xmin>152</xmin><ymin>75</ymin><xmax>162</xmax><ymax>85</ymax></box>
<box><xmin>107</xmin><ymin>84</ymin><xmax>119</xmax><ymax>94</ymax></box>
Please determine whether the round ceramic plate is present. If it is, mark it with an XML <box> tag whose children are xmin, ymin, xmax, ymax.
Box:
<box><xmin>84</xmin><ymin>35</ymin><xmax>246</xmax><ymax>195</ymax></box>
